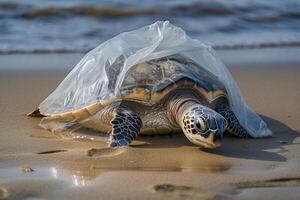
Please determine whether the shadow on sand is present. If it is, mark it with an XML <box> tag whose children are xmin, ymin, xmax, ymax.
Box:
<box><xmin>201</xmin><ymin>115</ymin><xmax>299</xmax><ymax>162</ymax></box>
<box><xmin>132</xmin><ymin>115</ymin><xmax>299</xmax><ymax>162</ymax></box>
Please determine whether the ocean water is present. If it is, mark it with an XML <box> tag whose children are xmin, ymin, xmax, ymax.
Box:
<box><xmin>0</xmin><ymin>0</ymin><xmax>299</xmax><ymax>53</ymax></box>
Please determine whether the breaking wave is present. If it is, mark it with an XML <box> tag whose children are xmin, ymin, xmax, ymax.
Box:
<box><xmin>0</xmin><ymin>0</ymin><xmax>299</xmax><ymax>53</ymax></box>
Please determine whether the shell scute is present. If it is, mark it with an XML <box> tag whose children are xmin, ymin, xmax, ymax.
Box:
<box><xmin>111</xmin><ymin>54</ymin><xmax>227</xmax><ymax>105</ymax></box>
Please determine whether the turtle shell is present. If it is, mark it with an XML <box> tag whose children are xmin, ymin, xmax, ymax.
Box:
<box><xmin>30</xmin><ymin>54</ymin><xmax>228</xmax><ymax>127</ymax></box>
<box><xmin>106</xmin><ymin>54</ymin><xmax>227</xmax><ymax>105</ymax></box>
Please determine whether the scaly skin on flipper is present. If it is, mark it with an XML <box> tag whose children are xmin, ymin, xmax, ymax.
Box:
<box><xmin>109</xmin><ymin>109</ymin><xmax>142</xmax><ymax>147</ymax></box>
<box><xmin>215</xmin><ymin>104</ymin><xmax>251</xmax><ymax>138</ymax></box>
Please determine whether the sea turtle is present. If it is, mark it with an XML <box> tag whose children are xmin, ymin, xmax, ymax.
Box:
<box><xmin>29</xmin><ymin>54</ymin><xmax>250</xmax><ymax>148</ymax></box>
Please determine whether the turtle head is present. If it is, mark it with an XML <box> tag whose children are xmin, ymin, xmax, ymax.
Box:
<box><xmin>181</xmin><ymin>105</ymin><xmax>227</xmax><ymax>148</ymax></box>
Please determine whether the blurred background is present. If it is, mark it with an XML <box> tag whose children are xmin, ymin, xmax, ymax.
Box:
<box><xmin>0</xmin><ymin>0</ymin><xmax>300</xmax><ymax>53</ymax></box>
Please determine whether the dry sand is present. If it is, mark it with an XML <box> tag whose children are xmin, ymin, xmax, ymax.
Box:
<box><xmin>0</xmin><ymin>48</ymin><xmax>300</xmax><ymax>200</ymax></box>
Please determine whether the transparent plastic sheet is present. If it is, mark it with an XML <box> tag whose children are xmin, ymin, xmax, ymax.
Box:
<box><xmin>38</xmin><ymin>21</ymin><xmax>272</xmax><ymax>138</ymax></box>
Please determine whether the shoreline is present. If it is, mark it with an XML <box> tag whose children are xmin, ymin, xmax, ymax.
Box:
<box><xmin>1</xmin><ymin>42</ymin><xmax>300</xmax><ymax>55</ymax></box>
<box><xmin>1</xmin><ymin>47</ymin><xmax>300</xmax><ymax>72</ymax></box>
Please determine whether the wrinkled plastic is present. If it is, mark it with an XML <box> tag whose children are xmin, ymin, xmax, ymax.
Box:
<box><xmin>38</xmin><ymin>21</ymin><xmax>271</xmax><ymax>137</ymax></box>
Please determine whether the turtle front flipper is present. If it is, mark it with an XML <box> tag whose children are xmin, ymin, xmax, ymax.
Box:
<box><xmin>215</xmin><ymin>105</ymin><xmax>251</xmax><ymax>138</ymax></box>
<box><xmin>109</xmin><ymin>109</ymin><xmax>142</xmax><ymax>147</ymax></box>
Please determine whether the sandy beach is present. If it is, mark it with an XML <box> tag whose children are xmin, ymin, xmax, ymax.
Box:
<box><xmin>0</xmin><ymin>48</ymin><xmax>300</xmax><ymax>200</ymax></box>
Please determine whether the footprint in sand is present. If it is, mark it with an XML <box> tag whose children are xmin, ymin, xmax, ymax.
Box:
<box><xmin>149</xmin><ymin>184</ymin><xmax>219</xmax><ymax>200</ymax></box>
<box><xmin>0</xmin><ymin>187</ymin><xmax>9</xmax><ymax>199</ymax></box>
<box><xmin>87</xmin><ymin>147</ymin><xmax>127</xmax><ymax>157</ymax></box>
<box><xmin>151</xmin><ymin>184</ymin><xmax>193</xmax><ymax>192</ymax></box>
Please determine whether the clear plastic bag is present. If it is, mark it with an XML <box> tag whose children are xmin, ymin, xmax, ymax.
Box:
<box><xmin>38</xmin><ymin>21</ymin><xmax>271</xmax><ymax>137</ymax></box>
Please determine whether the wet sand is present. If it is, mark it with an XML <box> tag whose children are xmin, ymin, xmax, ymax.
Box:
<box><xmin>0</xmin><ymin>48</ymin><xmax>300</xmax><ymax>200</ymax></box>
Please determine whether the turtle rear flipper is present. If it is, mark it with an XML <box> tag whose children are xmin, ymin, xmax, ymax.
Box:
<box><xmin>109</xmin><ymin>109</ymin><xmax>142</xmax><ymax>147</ymax></box>
<box><xmin>215</xmin><ymin>105</ymin><xmax>251</xmax><ymax>138</ymax></box>
<box><xmin>27</xmin><ymin>109</ymin><xmax>45</xmax><ymax>117</ymax></box>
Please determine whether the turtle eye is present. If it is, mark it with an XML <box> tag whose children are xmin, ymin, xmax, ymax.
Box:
<box><xmin>195</xmin><ymin>118</ymin><xmax>207</xmax><ymax>132</ymax></box>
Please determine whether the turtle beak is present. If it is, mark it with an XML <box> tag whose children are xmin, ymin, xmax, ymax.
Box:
<box><xmin>206</xmin><ymin>132</ymin><xmax>222</xmax><ymax>148</ymax></box>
